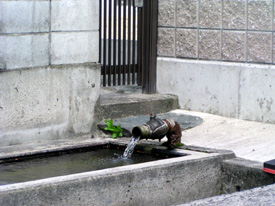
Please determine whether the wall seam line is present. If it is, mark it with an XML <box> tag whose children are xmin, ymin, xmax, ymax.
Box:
<box><xmin>220</xmin><ymin>0</ymin><xmax>224</xmax><ymax>60</ymax></box>
<box><xmin>245</xmin><ymin>0</ymin><xmax>248</xmax><ymax>62</ymax></box>
<box><xmin>197</xmin><ymin>0</ymin><xmax>200</xmax><ymax>59</ymax></box>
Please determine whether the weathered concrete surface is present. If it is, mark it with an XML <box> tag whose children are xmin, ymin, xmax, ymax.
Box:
<box><xmin>1</xmin><ymin>108</ymin><xmax>274</xmax><ymax>205</ymax></box>
<box><xmin>97</xmin><ymin>111</ymin><xmax>203</xmax><ymax>137</ymax></box>
<box><xmin>221</xmin><ymin>158</ymin><xmax>275</xmax><ymax>194</ymax></box>
<box><xmin>0</xmin><ymin>34</ymin><xmax>50</xmax><ymax>69</ymax></box>
<box><xmin>0</xmin><ymin>63</ymin><xmax>100</xmax><ymax>146</ymax></box>
<box><xmin>95</xmin><ymin>87</ymin><xmax>180</xmax><ymax>121</ymax></box>
<box><xmin>0</xmin><ymin>0</ymin><xmax>99</xmax><ymax>70</ymax></box>
<box><xmin>179</xmin><ymin>183</ymin><xmax>275</xmax><ymax>206</ymax></box>
<box><xmin>157</xmin><ymin>58</ymin><xmax>239</xmax><ymax>117</ymax></box>
<box><xmin>51</xmin><ymin>31</ymin><xmax>99</xmax><ymax>65</ymax></box>
<box><xmin>157</xmin><ymin>58</ymin><xmax>275</xmax><ymax>124</ymax></box>
<box><xmin>51</xmin><ymin>0</ymin><xmax>99</xmax><ymax>31</ymax></box>
<box><xmin>175</xmin><ymin>110</ymin><xmax>275</xmax><ymax>163</ymax></box>
<box><xmin>0</xmin><ymin>149</ymin><xmax>225</xmax><ymax>206</ymax></box>
<box><xmin>0</xmin><ymin>1</ymin><xmax>50</xmax><ymax>33</ymax></box>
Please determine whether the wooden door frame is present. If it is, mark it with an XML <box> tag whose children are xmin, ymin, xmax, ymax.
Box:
<box><xmin>141</xmin><ymin>0</ymin><xmax>158</xmax><ymax>94</ymax></box>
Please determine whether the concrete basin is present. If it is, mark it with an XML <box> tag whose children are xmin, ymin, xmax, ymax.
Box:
<box><xmin>0</xmin><ymin>140</ymin><xmax>272</xmax><ymax>206</ymax></box>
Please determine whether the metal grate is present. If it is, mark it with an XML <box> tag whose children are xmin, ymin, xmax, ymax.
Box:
<box><xmin>100</xmin><ymin>0</ymin><xmax>141</xmax><ymax>87</ymax></box>
<box><xmin>99</xmin><ymin>0</ymin><xmax>157</xmax><ymax>93</ymax></box>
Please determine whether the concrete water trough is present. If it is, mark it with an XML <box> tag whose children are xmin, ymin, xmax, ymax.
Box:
<box><xmin>0</xmin><ymin>139</ymin><xmax>273</xmax><ymax>206</ymax></box>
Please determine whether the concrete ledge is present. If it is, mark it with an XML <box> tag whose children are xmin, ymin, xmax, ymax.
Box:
<box><xmin>157</xmin><ymin>58</ymin><xmax>275</xmax><ymax>123</ymax></box>
<box><xmin>95</xmin><ymin>90</ymin><xmax>180</xmax><ymax>120</ymax></box>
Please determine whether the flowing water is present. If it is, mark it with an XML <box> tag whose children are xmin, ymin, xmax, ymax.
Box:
<box><xmin>123</xmin><ymin>136</ymin><xmax>140</xmax><ymax>158</ymax></box>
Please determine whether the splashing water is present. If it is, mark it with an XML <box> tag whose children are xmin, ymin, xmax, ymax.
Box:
<box><xmin>123</xmin><ymin>136</ymin><xmax>140</xmax><ymax>158</ymax></box>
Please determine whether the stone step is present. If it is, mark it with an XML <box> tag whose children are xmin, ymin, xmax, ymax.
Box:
<box><xmin>94</xmin><ymin>86</ymin><xmax>180</xmax><ymax>121</ymax></box>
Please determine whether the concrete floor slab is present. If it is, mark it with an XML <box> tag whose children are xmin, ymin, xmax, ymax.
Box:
<box><xmin>172</xmin><ymin>110</ymin><xmax>275</xmax><ymax>163</ymax></box>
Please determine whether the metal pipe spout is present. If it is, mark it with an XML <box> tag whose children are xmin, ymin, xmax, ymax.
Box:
<box><xmin>132</xmin><ymin>116</ymin><xmax>182</xmax><ymax>149</ymax></box>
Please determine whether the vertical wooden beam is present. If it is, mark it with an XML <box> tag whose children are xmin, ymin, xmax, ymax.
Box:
<box><xmin>113</xmin><ymin>0</ymin><xmax>117</xmax><ymax>86</ymax></box>
<box><xmin>132</xmin><ymin>3</ymin><xmax>136</xmax><ymax>84</ymax></box>
<box><xmin>108</xmin><ymin>0</ymin><xmax>112</xmax><ymax>86</ymax></box>
<box><xmin>141</xmin><ymin>0</ymin><xmax>157</xmax><ymax>94</ymax></box>
<box><xmin>103</xmin><ymin>0</ymin><xmax>107</xmax><ymax>87</ymax></box>
<box><xmin>123</xmin><ymin>0</ymin><xmax>127</xmax><ymax>85</ymax></box>
<box><xmin>118</xmin><ymin>0</ymin><xmax>122</xmax><ymax>85</ymax></box>
<box><xmin>127</xmin><ymin>0</ymin><xmax>132</xmax><ymax>85</ymax></box>
<box><xmin>148</xmin><ymin>0</ymin><xmax>158</xmax><ymax>94</ymax></box>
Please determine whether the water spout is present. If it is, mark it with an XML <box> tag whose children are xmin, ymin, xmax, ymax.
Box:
<box><xmin>123</xmin><ymin>115</ymin><xmax>182</xmax><ymax>158</ymax></box>
<box><xmin>123</xmin><ymin>136</ymin><xmax>140</xmax><ymax>158</ymax></box>
<box><xmin>132</xmin><ymin>116</ymin><xmax>182</xmax><ymax>149</ymax></box>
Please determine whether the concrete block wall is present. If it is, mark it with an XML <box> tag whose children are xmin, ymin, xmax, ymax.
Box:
<box><xmin>158</xmin><ymin>0</ymin><xmax>274</xmax><ymax>63</ymax></box>
<box><xmin>157</xmin><ymin>0</ymin><xmax>275</xmax><ymax>123</ymax></box>
<box><xmin>0</xmin><ymin>0</ymin><xmax>100</xmax><ymax>145</ymax></box>
<box><xmin>0</xmin><ymin>0</ymin><xmax>99</xmax><ymax>69</ymax></box>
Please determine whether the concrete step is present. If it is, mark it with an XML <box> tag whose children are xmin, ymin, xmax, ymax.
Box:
<box><xmin>94</xmin><ymin>86</ymin><xmax>180</xmax><ymax>121</ymax></box>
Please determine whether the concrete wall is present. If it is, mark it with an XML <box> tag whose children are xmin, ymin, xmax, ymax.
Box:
<box><xmin>0</xmin><ymin>0</ymin><xmax>99</xmax><ymax>69</ymax></box>
<box><xmin>157</xmin><ymin>58</ymin><xmax>275</xmax><ymax>123</ymax></box>
<box><xmin>0</xmin><ymin>0</ymin><xmax>100</xmax><ymax>145</ymax></box>
<box><xmin>157</xmin><ymin>0</ymin><xmax>275</xmax><ymax>123</ymax></box>
<box><xmin>0</xmin><ymin>64</ymin><xmax>100</xmax><ymax>146</ymax></box>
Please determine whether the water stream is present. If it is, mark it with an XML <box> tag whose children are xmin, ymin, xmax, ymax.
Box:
<box><xmin>123</xmin><ymin>136</ymin><xmax>140</xmax><ymax>158</ymax></box>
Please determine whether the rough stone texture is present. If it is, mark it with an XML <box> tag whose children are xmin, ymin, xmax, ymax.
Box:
<box><xmin>0</xmin><ymin>0</ymin><xmax>50</xmax><ymax>33</ymax></box>
<box><xmin>158</xmin><ymin>0</ymin><xmax>175</xmax><ymax>27</ymax></box>
<box><xmin>222</xmin><ymin>31</ymin><xmax>245</xmax><ymax>61</ymax></box>
<box><xmin>98</xmin><ymin>111</ymin><xmax>203</xmax><ymax>137</ymax></box>
<box><xmin>176</xmin><ymin>29</ymin><xmax>197</xmax><ymax>58</ymax></box>
<box><xmin>181</xmin><ymin>184</ymin><xmax>275</xmax><ymax>206</ymax></box>
<box><xmin>199</xmin><ymin>0</ymin><xmax>221</xmax><ymax>28</ymax></box>
<box><xmin>247</xmin><ymin>32</ymin><xmax>272</xmax><ymax>63</ymax></box>
<box><xmin>0</xmin><ymin>152</ymin><xmax>224</xmax><ymax>206</ymax></box>
<box><xmin>0</xmin><ymin>63</ymin><xmax>100</xmax><ymax>146</ymax></box>
<box><xmin>157</xmin><ymin>28</ymin><xmax>175</xmax><ymax>56</ymax></box>
<box><xmin>158</xmin><ymin>0</ymin><xmax>275</xmax><ymax>68</ymax></box>
<box><xmin>248</xmin><ymin>0</ymin><xmax>272</xmax><ymax>31</ymax></box>
<box><xmin>0</xmin><ymin>34</ymin><xmax>50</xmax><ymax>70</ymax></box>
<box><xmin>157</xmin><ymin>59</ymin><xmax>240</xmax><ymax>118</ymax></box>
<box><xmin>239</xmin><ymin>66</ymin><xmax>275</xmax><ymax>123</ymax></box>
<box><xmin>221</xmin><ymin>158</ymin><xmax>275</xmax><ymax>194</ymax></box>
<box><xmin>51</xmin><ymin>0</ymin><xmax>99</xmax><ymax>31</ymax></box>
<box><xmin>199</xmin><ymin>30</ymin><xmax>221</xmax><ymax>60</ymax></box>
<box><xmin>176</xmin><ymin>0</ymin><xmax>198</xmax><ymax>27</ymax></box>
<box><xmin>223</xmin><ymin>0</ymin><xmax>246</xmax><ymax>29</ymax></box>
<box><xmin>51</xmin><ymin>31</ymin><xmax>99</xmax><ymax>65</ymax></box>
